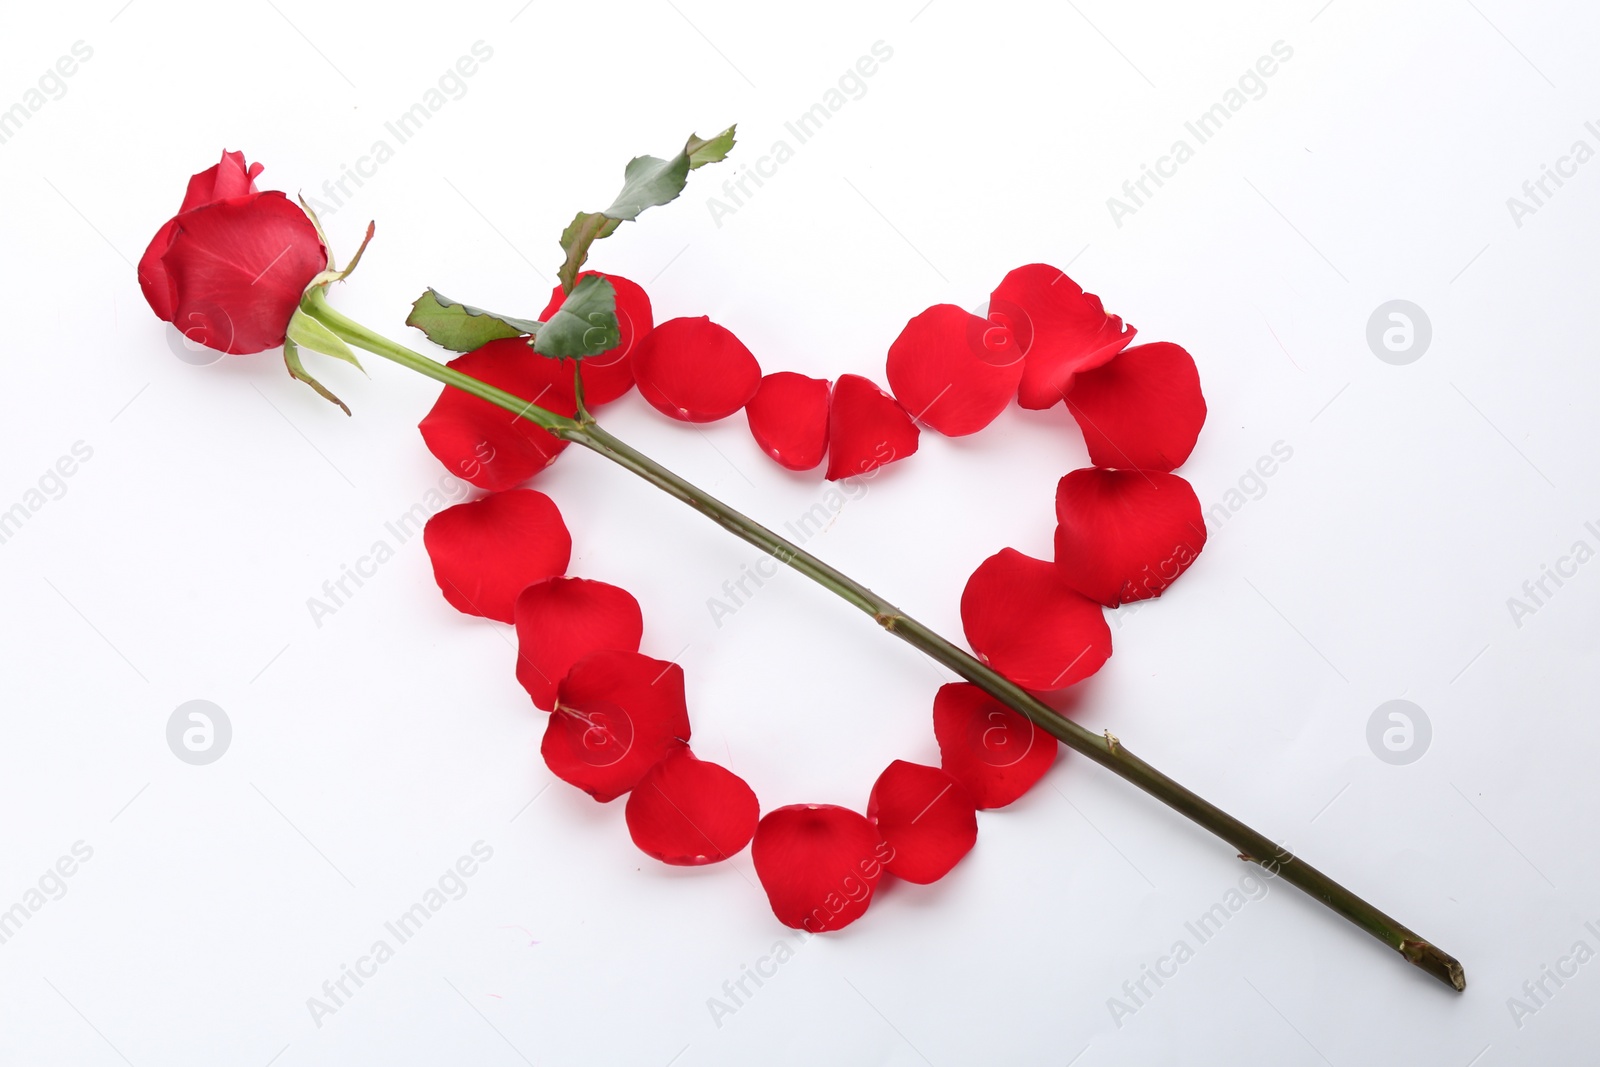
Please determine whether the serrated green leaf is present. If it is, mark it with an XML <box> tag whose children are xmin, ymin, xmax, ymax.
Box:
<box><xmin>555</xmin><ymin>211</ymin><xmax>622</xmax><ymax>296</ymax></box>
<box><xmin>686</xmin><ymin>125</ymin><xmax>737</xmax><ymax>169</ymax></box>
<box><xmin>283</xmin><ymin>338</ymin><xmax>351</xmax><ymax>416</ymax></box>
<box><xmin>602</xmin><ymin>152</ymin><xmax>694</xmax><ymax>222</ymax></box>
<box><xmin>533</xmin><ymin>275</ymin><xmax>620</xmax><ymax>360</ymax></box>
<box><xmin>405</xmin><ymin>289</ymin><xmax>542</xmax><ymax>352</ymax></box>
<box><xmin>555</xmin><ymin>125</ymin><xmax>737</xmax><ymax>293</ymax></box>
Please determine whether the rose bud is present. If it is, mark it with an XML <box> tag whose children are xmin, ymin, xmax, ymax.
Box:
<box><xmin>138</xmin><ymin>150</ymin><xmax>328</xmax><ymax>355</ymax></box>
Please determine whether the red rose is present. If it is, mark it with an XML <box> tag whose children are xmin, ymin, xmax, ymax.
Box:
<box><xmin>138</xmin><ymin>151</ymin><xmax>327</xmax><ymax>355</ymax></box>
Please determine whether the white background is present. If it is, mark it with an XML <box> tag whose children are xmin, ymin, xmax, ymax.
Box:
<box><xmin>1</xmin><ymin>0</ymin><xmax>1596</xmax><ymax>1063</ymax></box>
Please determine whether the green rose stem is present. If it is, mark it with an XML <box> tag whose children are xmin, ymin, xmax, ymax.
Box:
<box><xmin>304</xmin><ymin>287</ymin><xmax>1466</xmax><ymax>992</ymax></box>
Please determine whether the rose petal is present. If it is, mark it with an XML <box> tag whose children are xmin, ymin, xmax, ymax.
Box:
<box><xmin>1066</xmin><ymin>342</ymin><xmax>1205</xmax><ymax>472</ymax></box>
<box><xmin>632</xmin><ymin>316</ymin><xmax>761</xmax><ymax>422</ymax></box>
<box><xmin>542</xmin><ymin>650</ymin><xmax>692</xmax><ymax>803</ymax></box>
<box><xmin>537</xmin><ymin>271</ymin><xmax>653</xmax><ymax>406</ymax></box>
<box><xmin>885</xmin><ymin>304</ymin><xmax>1023</xmax><ymax>436</ymax></box>
<box><xmin>423</xmin><ymin>489</ymin><xmax>571</xmax><ymax>623</ymax></box>
<box><xmin>140</xmin><ymin>153</ymin><xmax>269</xmax><ymax>323</ymax></box>
<box><xmin>417</xmin><ymin>338</ymin><xmax>578</xmax><ymax>491</ymax></box>
<box><xmin>625</xmin><ymin>749</ymin><xmax>760</xmax><ymax>865</ymax></box>
<box><xmin>137</xmin><ymin>217</ymin><xmax>181</xmax><ymax>323</ymax></box>
<box><xmin>155</xmin><ymin>192</ymin><xmax>327</xmax><ymax>354</ymax></box>
<box><xmin>867</xmin><ymin>761</ymin><xmax>978</xmax><ymax>884</ymax></box>
<box><xmin>1054</xmin><ymin>468</ymin><xmax>1206</xmax><ymax>606</ymax></box>
<box><xmin>825</xmin><ymin>374</ymin><xmax>919</xmax><ymax>481</ymax></box>
<box><xmin>179</xmin><ymin>150</ymin><xmax>264</xmax><ymax>213</ymax></box>
<box><xmin>752</xmin><ymin>805</ymin><xmax>889</xmax><ymax>932</ymax></box>
<box><xmin>933</xmin><ymin>683</ymin><xmax>1057</xmax><ymax>809</ymax></box>
<box><xmin>961</xmin><ymin>548</ymin><xmax>1111</xmax><ymax>691</ymax></box>
<box><xmin>514</xmin><ymin>577</ymin><xmax>644</xmax><ymax>711</ymax></box>
<box><xmin>992</xmin><ymin>264</ymin><xmax>1136</xmax><ymax>410</ymax></box>
<box><xmin>745</xmin><ymin>372</ymin><xmax>831</xmax><ymax>471</ymax></box>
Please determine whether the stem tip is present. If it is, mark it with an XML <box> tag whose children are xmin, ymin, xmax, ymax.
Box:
<box><xmin>1401</xmin><ymin>939</ymin><xmax>1466</xmax><ymax>991</ymax></box>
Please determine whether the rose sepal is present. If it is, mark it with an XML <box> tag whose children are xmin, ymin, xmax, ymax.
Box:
<box><xmin>283</xmin><ymin>202</ymin><xmax>377</xmax><ymax>413</ymax></box>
